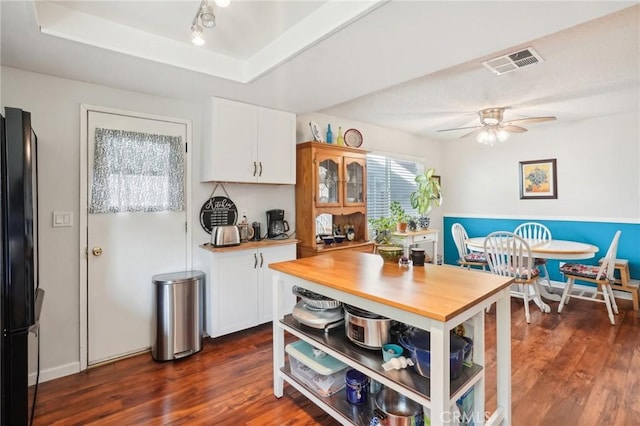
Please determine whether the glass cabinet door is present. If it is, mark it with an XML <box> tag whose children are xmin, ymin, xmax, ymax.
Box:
<box><xmin>343</xmin><ymin>157</ymin><xmax>365</xmax><ymax>205</ymax></box>
<box><xmin>316</xmin><ymin>155</ymin><xmax>341</xmax><ymax>206</ymax></box>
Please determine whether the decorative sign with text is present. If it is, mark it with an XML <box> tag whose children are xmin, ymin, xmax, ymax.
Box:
<box><xmin>199</xmin><ymin>196</ymin><xmax>238</xmax><ymax>234</ymax></box>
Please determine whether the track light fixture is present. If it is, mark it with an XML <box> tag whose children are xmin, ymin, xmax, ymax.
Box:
<box><xmin>199</xmin><ymin>2</ymin><xmax>216</xmax><ymax>28</ymax></box>
<box><xmin>191</xmin><ymin>24</ymin><xmax>205</xmax><ymax>46</ymax></box>
<box><xmin>191</xmin><ymin>0</ymin><xmax>229</xmax><ymax>46</ymax></box>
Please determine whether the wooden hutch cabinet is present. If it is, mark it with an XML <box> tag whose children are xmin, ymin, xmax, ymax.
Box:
<box><xmin>295</xmin><ymin>141</ymin><xmax>375</xmax><ymax>258</ymax></box>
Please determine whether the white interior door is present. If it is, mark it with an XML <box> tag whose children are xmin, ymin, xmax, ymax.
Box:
<box><xmin>86</xmin><ymin>110</ymin><xmax>188</xmax><ymax>365</ymax></box>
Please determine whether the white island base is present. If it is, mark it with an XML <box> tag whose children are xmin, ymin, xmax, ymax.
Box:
<box><xmin>270</xmin><ymin>252</ymin><xmax>512</xmax><ymax>425</ymax></box>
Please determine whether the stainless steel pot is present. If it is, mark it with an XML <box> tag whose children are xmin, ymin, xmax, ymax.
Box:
<box><xmin>373</xmin><ymin>387</ymin><xmax>423</xmax><ymax>426</ymax></box>
<box><xmin>344</xmin><ymin>304</ymin><xmax>392</xmax><ymax>349</ymax></box>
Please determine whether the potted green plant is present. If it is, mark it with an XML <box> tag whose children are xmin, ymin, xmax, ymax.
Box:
<box><xmin>389</xmin><ymin>201</ymin><xmax>410</xmax><ymax>233</ymax></box>
<box><xmin>409</xmin><ymin>168</ymin><xmax>443</xmax><ymax>229</ymax></box>
<box><xmin>368</xmin><ymin>215</ymin><xmax>396</xmax><ymax>244</ymax></box>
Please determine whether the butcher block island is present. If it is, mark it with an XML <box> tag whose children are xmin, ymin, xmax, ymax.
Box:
<box><xmin>270</xmin><ymin>251</ymin><xmax>514</xmax><ymax>425</ymax></box>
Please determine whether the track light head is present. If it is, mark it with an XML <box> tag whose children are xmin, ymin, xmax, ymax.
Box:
<box><xmin>199</xmin><ymin>2</ymin><xmax>216</xmax><ymax>28</ymax></box>
<box><xmin>191</xmin><ymin>24</ymin><xmax>205</xmax><ymax>46</ymax></box>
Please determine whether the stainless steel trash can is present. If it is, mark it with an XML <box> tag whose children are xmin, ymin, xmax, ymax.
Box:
<box><xmin>152</xmin><ymin>270</ymin><xmax>204</xmax><ymax>361</ymax></box>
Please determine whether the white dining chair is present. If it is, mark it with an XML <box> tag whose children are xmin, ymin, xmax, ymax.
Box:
<box><xmin>484</xmin><ymin>231</ymin><xmax>550</xmax><ymax>323</ymax></box>
<box><xmin>451</xmin><ymin>223</ymin><xmax>488</xmax><ymax>271</ymax></box>
<box><xmin>558</xmin><ymin>231</ymin><xmax>621</xmax><ymax>325</ymax></box>
<box><xmin>514</xmin><ymin>222</ymin><xmax>552</xmax><ymax>292</ymax></box>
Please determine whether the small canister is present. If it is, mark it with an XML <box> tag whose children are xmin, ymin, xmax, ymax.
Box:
<box><xmin>237</xmin><ymin>223</ymin><xmax>254</xmax><ymax>242</ymax></box>
<box><xmin>345</xmin><ymin>369</ymin><xmax>369</xmax><ymax>404</ymax></box>
<box><xmin>411</xmin><ymin>248</ymin><xmax>426</xmax><ymax>266</ymax></box>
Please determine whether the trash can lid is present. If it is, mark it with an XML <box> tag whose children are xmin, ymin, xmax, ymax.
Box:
<box><xmin>152</xmin><ymin>270</ymin><xmax>205</xmax><ymax>285</ymax></box>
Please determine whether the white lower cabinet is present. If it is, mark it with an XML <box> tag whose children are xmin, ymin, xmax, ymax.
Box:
<box><xmin>258</xmin><ymin>245</ymin><xmax>296</xmax><ymax>324</ymax></box>
<box><xmin>205</xmin><ymin>243</ymin><xmax>296</xmax><ymax>338</ymax></box>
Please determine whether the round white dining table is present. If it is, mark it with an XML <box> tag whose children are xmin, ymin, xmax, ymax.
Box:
<box><xmin>465</xmin><ymin>237</ymin><xmax>600</xmax><ymax>304</ymax></box>
<box><xmin>465</xmin><ymin>237</ymin><xmax>599</xmax><ymax>260</ymax></box>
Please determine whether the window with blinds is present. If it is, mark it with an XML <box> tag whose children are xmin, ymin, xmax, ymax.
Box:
<box><xmin>366</xmin><ymin>154</ymin><xmax>424</xmax><ymax>221</ymax></box>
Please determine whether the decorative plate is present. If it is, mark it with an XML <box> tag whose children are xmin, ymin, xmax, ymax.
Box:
<box><xmin>309</xmin><ymin>121</ymin><xmax>324</xmax><ymax>142</ymax></box>
<box><xmin>199</xmin><ymin>196</ymin><xmax>238</xmax><ymax>234</ymax></box>
<box><xmin>344</xmin><ymin>128</ymin><xmax>363</xmax><ymax>147</ymax></box>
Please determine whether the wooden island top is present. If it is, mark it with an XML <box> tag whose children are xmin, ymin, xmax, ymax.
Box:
<box><xmin>269</xmin><ymin>251</ymin><xmax>514</xmax><ymax>322</ymax></box>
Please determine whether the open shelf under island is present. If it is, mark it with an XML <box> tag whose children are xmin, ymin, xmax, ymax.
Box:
<box><xmin>270</xmin><ymin>251</ymin><xmax>514</xmax><ymax>425</ymax></box>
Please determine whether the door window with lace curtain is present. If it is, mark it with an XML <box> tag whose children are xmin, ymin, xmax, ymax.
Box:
<box><xmin>89</xmin><ymin>128</ymin><xmax>185</xmax><ymax>213</ymax></box>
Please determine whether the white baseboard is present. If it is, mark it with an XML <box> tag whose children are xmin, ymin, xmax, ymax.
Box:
<box><xmin>29</xmin><ymin>361</ymin><xmax>80</xmax><ymax>386</ymax></box>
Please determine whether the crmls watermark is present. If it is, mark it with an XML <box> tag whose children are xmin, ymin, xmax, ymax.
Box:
<box><xmin>440</xmin><ymin>410</ymin><xmax>491</xmax><ymax>424</ymax></box>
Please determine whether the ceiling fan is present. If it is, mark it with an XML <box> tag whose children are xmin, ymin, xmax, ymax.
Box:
<box><xmin>437</xmin><ymin>107</ymin><xmax>556</xmax><ymax>145</ymax></box>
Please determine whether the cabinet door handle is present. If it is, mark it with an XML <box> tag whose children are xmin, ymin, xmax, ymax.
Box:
<box><xmin>254</xmin><ymin>253</ymin><xmax>258</xmax><ymax>268</ymax></box>
<box><xmin>253</xmin><ymin>161</ymin><xmax>257</xmax><ymax>176</ymax></box>
<box><xmin>259</xmin><ymin>162</ymin><xmax>263</xmax><ymax>177</ymax></box>
<box><xmin>260</xmin><ymin>252</ymin><xmax>264</xmax><ymax>268</ymax></box>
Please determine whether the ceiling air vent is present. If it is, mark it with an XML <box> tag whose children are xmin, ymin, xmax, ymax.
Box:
<box><xmin>482</xmin><ymin>47</ymin><xmax>544</xmax><ymax>75</ymax></box>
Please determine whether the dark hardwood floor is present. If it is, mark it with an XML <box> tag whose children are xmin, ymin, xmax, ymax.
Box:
<box><xmin>32</xmin><ymin>298</ymin><xmax>640</xmax><ymax>425</ymax></box>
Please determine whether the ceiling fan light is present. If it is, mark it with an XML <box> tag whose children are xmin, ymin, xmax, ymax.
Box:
<box><xmin>191</xmin><ymin>24</ymin><xmax>205</xmax><ymax>46</ymax></box>
<box><xmin>476</xmin><ymin>130</ymin><xmax>496</xmax><ymax>146</ymax></box>
<box><xmin>497</xmin><ymin>129</ymin><xmax>510</xmax><ymax>142</ymax></box>
<box><xmin>199</xmin><ymin>3</ymin><xmax>216</xmax><ymax>28</ymax></box>
<box><xmin>214</xmin><ymin>0</ymin><xmax>230</xmax><ymax>7</ymax></box>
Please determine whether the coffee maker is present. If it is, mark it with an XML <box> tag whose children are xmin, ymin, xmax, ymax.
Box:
<box><xmin>266</xmin><ymin>209</ymin><xmax>290</xmax><ymax>239</ymax></box>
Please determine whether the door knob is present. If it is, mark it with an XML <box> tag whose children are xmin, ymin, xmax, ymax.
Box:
<box><xmin>92</xmin><ymin>247</ymin><xmax>103</xmax><ymax>256</ymax></box>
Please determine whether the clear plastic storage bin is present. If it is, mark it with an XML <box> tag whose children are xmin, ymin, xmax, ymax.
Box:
<box><xmin>286</xmin><ymin>340</ymin><xmax>349</xmax><ymax>397</ymax></box>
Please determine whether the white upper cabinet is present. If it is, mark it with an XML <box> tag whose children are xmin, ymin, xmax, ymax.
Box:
<box><xmin>201</xmin><ymin>97</ymin><xmax>296</xmax><ymax>184</ymax></box>
<box><xmin>257</xmin><ymin>107</ymin><xmax>296</xmax><ymax>184</ymax></box>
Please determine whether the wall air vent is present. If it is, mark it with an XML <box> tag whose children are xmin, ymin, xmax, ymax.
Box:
<box><xmin>482</xmin><ymin>47</ymin><xmax>544</xmax><ymax>75</ymax></box>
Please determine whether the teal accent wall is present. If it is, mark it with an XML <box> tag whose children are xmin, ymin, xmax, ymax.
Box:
<box><xmin>443</xmin><ymin>217</ymin><xmax>640</xmax><ymax>281</ymax></box>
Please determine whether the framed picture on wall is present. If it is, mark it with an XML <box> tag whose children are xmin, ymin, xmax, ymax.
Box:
<box><xmin>519</xmin><ymin>158</ymin><xmax>557</xmax><ymax>199</ymax></box>
<box><xmin>432</xmin><ymin>175</ymin><xmax>441</xmax><ymax>199</ymax></box>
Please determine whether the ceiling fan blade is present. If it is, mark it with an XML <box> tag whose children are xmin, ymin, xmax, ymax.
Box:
<box><xmin>503</xmin><ymin>116</ymin><xmax>556</xmax><ymax>125</ymax></box>
<box><xmin>460</xmin><ymin>128</ymin><xmax>485</xmax><ymax>139</ymax></box>
<box><xmin>437</xmin><ymin>125</ymin><xmax>483</xmax><ymax>133</ymax></box>
<box><xmin>502</xmin><ymin>125</ymin><xmax>528</xmax><ymax>133</ymax></box>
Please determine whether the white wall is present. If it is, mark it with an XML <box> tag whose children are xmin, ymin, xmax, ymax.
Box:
<box><xmin>442</xmin><ymin>111</ymin><xmax>640</xmax><ymax>222</ymax></box>
<box><xmin>296</xmin><ymin>112</ymin><xmax>441</xmax><ymax>161</ymax></box>
<box><xmin>1</xmin><ymin>66</ymin><xmax>294</xmax><ymax>382</ymax></box>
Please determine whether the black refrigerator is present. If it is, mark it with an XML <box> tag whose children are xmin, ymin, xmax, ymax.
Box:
<box><xmin>0</xmin><ymin>107</ymin><xmax>39</xmax><ymax>426</ymax></box>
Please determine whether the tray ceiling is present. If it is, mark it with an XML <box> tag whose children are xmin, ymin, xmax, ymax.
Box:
<box><xmin>1</xmin><ymin>1</ymin><xmax>638</xmax><ymax>140</ymax></box>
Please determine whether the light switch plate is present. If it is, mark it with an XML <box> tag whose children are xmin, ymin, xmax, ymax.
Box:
<box><xmin>52</xmin><ymin>211</ymin><xmax>73</xmax><ymax>227</ymax></box>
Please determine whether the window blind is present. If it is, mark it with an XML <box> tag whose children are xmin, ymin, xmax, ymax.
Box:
<box><xmin>366</xmin><ymin>154</ymin><xmax>423</xmax><ymax>221</ymax></box>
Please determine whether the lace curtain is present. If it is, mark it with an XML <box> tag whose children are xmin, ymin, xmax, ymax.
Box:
<box><xmin>90</xmin><ymin>128</ymin><xmax>185</xmax><ymax>213</ymax></box>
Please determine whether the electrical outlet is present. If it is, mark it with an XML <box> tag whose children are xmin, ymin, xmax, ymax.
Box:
<box><xmin>241</xmin><ymin>210</ymin><xmax>247</xmax><ymax>220</ymax></box>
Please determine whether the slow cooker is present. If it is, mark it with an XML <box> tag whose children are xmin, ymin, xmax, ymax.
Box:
<box><xmin>344</xmin><ymin>304</ymin><xmax>393</xmax><ymax>349</ymax></box>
